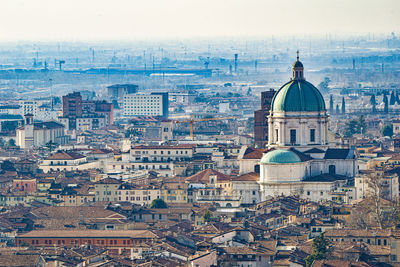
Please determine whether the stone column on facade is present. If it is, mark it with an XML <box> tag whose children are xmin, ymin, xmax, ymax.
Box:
<box><xmin>279</xmin><ymin>121</ymin><xmax>284</xmax><ymax>146</ymax></box>
<box><xmin>268</xmin><ymin>118</ymin><xmax>274</xmax><ymax>145</ymax></box>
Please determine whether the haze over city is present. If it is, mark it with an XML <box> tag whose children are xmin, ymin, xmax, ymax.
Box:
<box><xmin>0</xmin><ymin>1</ymin><xmax>399</xmax><ymax>266</ymax></box>
<box><xmin>0</xmin><ymin>0</ymin><xmax>399</xmax><ymax>40</ymax></box>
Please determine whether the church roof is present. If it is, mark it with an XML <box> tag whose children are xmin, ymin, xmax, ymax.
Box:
<box><xmin>271</xmin><ymin>80</ymin><xmax>326</xmax><ymax>112</ymax></box>
<box><xmin>303</xmin><ymin>174</ymin><xmax>348</xmax><ymax>182</ymax></box>
<box><xmin>303</xmin><ymin>148</ymin><xmax>325</xmax><ymax>154</ymax></box>
<box><xmin>260</xmin><ymin>149</ymin><xmax>301</xmax><ymax>164</ymax></box>
<box><xmin>242</xmin><ymin>147</ymin><xmax>271</xmax><ymax>159</ymax></box>
<box><xmin>324</xmin><ymin>148</ymin><xmax>355</xmax><ymax>159</ymax></box>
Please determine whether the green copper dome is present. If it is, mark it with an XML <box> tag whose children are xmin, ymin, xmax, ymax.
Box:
<box><xmin>260</xmin><ymin>149</ymin><xmax>301</xmax><ymax>164</ymax></box>
<box><xmin>271</xmin><ymin>80</ymin><xmax>326</xmax><ymax>112</ymax></box>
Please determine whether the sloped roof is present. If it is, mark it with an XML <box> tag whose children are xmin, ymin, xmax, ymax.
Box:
<box><xmin>231</xmin><ymin>172</ymin><xmax>259</xmax><ymax>182</ymax></box>
<box><xmin>302</xmin><ymin>174</ymin><xmax>348</xmax><ymax>182</ymax></box>
<box><xmin>45</xmin><ymin>151</ymin><xmax>85</xmax><ymax>160</ymax></box>
<box><xmin>242</xmin><ymin>147</ymin><xmax>271</xmax><ymax>159</ymax></box>
<box><xmin>324</xmin><ymin>148</ymin><xmax>354</xmax><ymax>159</ymax></box>
<box><xmin>18</xmin><ymin>229</ymin><xmax>157</xmax><ymax>239</ymax></box>
<box><xmin>185</xmin><ymin>169</ymin><xmax>231</xmax><ymax>183</ymax></box>
<box><xmin>303</xmin><ymin>147</ymin><xmax>325</xmax><ymax>153</ymax></box>
<box><xmin>88</xmin><ymin>148</ymin><xmax>113</xmax><ymax>154</ymax></box>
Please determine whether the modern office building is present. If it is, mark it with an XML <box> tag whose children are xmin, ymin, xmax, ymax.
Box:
<box><xmin>123</xmin><ymin>92</ymin><xmax>168</xmax><ymax>118</ymax></box>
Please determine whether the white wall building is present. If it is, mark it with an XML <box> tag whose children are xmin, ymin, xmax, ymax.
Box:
<box><xmin>123</xmin><ymin>92</ymin><xmax>168</xmax><ymax>117</ymax></box>
<box><xmin>16</xmin><ymin>115</ymin><xmax>67</xmax><ymax>149</ymax></box>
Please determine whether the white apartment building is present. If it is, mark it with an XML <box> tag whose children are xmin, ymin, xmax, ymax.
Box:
<box><xmin>117</xmin><ymin>184</ymin><xmax>160</xmax><ymax>206</ymax></box>
<box><xmin>123</xmin><ymin>92</ymin><xmax>168</xmax><ymax>117</ymax></box>
<box><xmin>19</xmin><ymin>100</ymin><xmax>38</xmax><ymax>116</ymax></box>
<box><xmin>130</xmin><ymin>145</ymin><xmax>194</xmax><ymax>162</ymax></box>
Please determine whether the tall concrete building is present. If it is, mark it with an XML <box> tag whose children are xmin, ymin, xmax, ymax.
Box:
<box><xmin>254</xmin><ymin>89</ymin><xmax>276</xmax><ymax>148</ymax></box>
<box><xmin>123</xmin><ymin>92</ymin><xmax>169</xmax><ymax>118</ymax></box>
<box><xmin>107</xmin><ymin>84</ymin><xmax>138</xmax><ymax>98</ymax></box>
<box><xmin>60</xmin><ymin>92</ymin><xmax>113</xmax><ymax>130</ymax></box>
<box><xmin>62</xmin><ymin>92</ymin><xmax>83</xmax><ymax>129</ymax></box>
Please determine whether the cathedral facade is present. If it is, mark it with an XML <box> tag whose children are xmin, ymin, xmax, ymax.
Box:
<box><xmin>257</xmin><ymin>54</ymin><xmax>357</xmax><ymax>202</ymax></box>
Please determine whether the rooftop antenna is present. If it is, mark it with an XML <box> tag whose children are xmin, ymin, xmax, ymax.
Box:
<box><xmin>296</xmin><ymin>50</ymin><xmax>299</xmax><ymax>61</ymax></box>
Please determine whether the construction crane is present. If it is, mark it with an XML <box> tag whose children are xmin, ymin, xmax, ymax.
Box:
<box><xmin>55</xmin><ymin>59</ymin><xmax>65</xmax><ymax>71</ymax></box>
<box><xmin>174</xmin><ymin>116</ymin><xmax>238</xmax><ymax>140</ymax></box>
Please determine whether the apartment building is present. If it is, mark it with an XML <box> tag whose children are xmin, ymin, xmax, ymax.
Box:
<box><xmin>123</xmin><ymin>92</ymin><xmax>168</xmax><ymax>118</ymax></box>
<box><xmin>130</xmin><ymin>144</ymin><xmax>194</xmax><ymax>162</ymax></box>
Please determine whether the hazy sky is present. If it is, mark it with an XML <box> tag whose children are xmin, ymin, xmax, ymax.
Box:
<box><xmin>0</xmin><ymin>0</ymin><xmax>399</xmax><ymax>41</ymax></box>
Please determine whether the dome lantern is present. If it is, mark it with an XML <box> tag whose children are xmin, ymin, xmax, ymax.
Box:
<box><xmin>292</xmin><ymin>50</ymin><xmax>304</xmax><ymax>80</ymax></box>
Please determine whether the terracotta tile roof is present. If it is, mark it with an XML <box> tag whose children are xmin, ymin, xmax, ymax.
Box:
<box><xmin>45</xmin><ymin>151</ymin><xmax>85</xmax><ymax>160</ymax></box>
<box><xmin>95</xmin><ymin>177</ymin><xmax>122</xmax><ymax>184</ymax></box>
<box><xmin>312</xmin><ymin>260</ymin><xmax>372</xmax><ymax>267</ymax></box>
<box><xmin>132</xmin><ymin>144</ymin><xmax>195</xmax><ymax>149</ymax></box>
<box><xmin>18</xmin><ymin>229</ymin><xmax>158</xmax><ymax>239</ymax></box>
<box><xmin>325</xmin><ymin>229</ymin><xmax>395</xmax><ymax>238</ymax></box>
<box><xmin>242</xmin><ymin>147</ymin><xmax>271</xmax><ymax>159</ymax></box>
<box><xmin>231</xmin><ymin>172</ymin><xmax>259</xmax><ymax>181</ymax></box>
<box><xmin>185</xmin><ymin>169</ymin><xmax>231</xmax><ymax>183</ymax></box>
<box><xmin>30</xmin><ymin>206</ymin><xmax>126</xmax><ymax>220</ymax></box>
<box><xmin>0</xmin><ymin>254</ymin><xmax>40</xmax><ymax>267</ymax></box>
<box><xmin>88</xmin><ymin>148</ymin><xmax>113</xmax><ymax>154</ymax></box>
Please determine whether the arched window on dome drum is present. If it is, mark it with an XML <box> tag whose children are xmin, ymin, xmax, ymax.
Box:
<box><xmin>310</xmin><ymin>129</ymin><xmax>315</xmax><ymax>142</ymax></box>
<box><xmin>254</xmin><ymin>164</ymin><xmax>260</xmax><ymax>173</ymax></box>
<box><xmin>290</xmin><ymin>129</ymin><xmax>296</xmax><ymax>144</ymax></box>
<box><xmin>275</xmin><ymin>129</ymin><xmax>279</xmax><ymax>142</ymax></box>
<box><xmin>329</xmin><ymin>165</ymin><xmax>336</xmax><ymax>175</ymax></box>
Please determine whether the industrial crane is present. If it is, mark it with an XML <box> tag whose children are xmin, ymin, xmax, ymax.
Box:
<box><xmin>174</xmin><ymin>115</ymin><xmax>238</xmax><ymax>140</ymax></box>
<box><xmin>55</xmin><ymin>59</ymin><xmax>65</xmax><ymax>71</ymax></box>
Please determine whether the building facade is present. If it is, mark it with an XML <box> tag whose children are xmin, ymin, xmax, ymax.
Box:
<box><xmin>258</xmin><ymin>55</ymin><xmax>358</xmax><ymax>202</ymax></box>
<box><xmin>123</xmin><ymin>92</ymin><xmax>169</xmax><ymax>118</ymax></box>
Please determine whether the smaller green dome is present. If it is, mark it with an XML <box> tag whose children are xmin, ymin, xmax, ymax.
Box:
<box><xmin>260</xmin><ymin>149</ymin><xmax>301</xmax><ymax>164</ymax></box>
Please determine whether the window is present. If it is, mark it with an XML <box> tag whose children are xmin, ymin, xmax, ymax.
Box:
<box><xmin>329</xmin><ymin>165</ymin><xmax>336</xmax><ymax>174</ymax></box>
<box><xmin>275</xmin><ymin>129</ymin><xmax>279</xmax><ymax>142</ymax></box>
<box><xmin>290</xmin><ymin>129</ymin><xmax>296</xmax><ymax>144</ymax></box>
<box><xmin>310</xmin><ymin>129</ymin><xmax>315</xmax><ymax>142</ymax></box>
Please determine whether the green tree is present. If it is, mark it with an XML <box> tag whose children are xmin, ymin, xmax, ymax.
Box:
<box><xmin>370</xmin><ymin>94</ymin><xmax>377</xmax><ymax>105</ymax></box>
<box><xmin>383</xmin><ymin>94</ymin><xmax>389</xmax><ymax>113</ymax></box>
<box><xmin>150</xmin><ymin>198</ymin><xmax>168</xmax><ymax>209</ymax></box>
<box><xmin>247</xmin><ymin>87</ymin><xmax>252</xmax><ymax>96</ymax></box>
<box><xmin>45</xmin><ymin>141</ymin><xmax>58</xmax><ymax>151</ymax></box>
<box><xmin>390</xmin><ymin>91</ymin><xmax>396</xmax><ymax>105</ymax></box>
<box><xmin>305</xmin><ymin>233</ymin><xmax>330</xmax><ymax>266</ymax></box>
<box><xmin>344</xmin><ymin>119</ymin><xmax>359</xmax><ymax>137</ymax></box>
<box><xmin>341</xmin><ymin>97</ymin><xmax>346</xmax><ymax>114</ymax></box>
<box><xmin>203</xmin><ymin>210</ymin><xmax>212</xmax><ymax>222</ymax></box>
<box><xmin>357</xmin><ymin>115</ymin><xmax>367</xmax><ymax>134</ymax></box>
<box><xmin>5</xmin><ymin>139</ymin><xmax>15</xmax><ymax>147</ymax></box>
<box><xmin>381</xmin><ymin>124</ymin><xmax>393</xmax><ymax>137</ymax></box>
